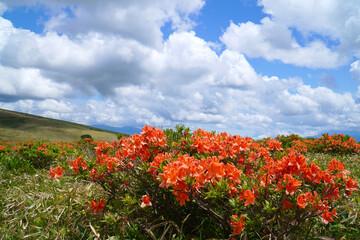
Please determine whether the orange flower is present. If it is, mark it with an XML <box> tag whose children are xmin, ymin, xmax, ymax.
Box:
<box><xmin>322</xmin><ymin>208</ymin><xmax>336</xmax><ymax>224</ymax></box>
<box><xmin>327</xmin><ymin>159</ymin><xmax>350</xmax><ymax>176</ymax></box>
<box><xmin>322</xmin><ymin>186</ymin><xmax>340</xmax><ymax>201</ymax></box>
<box><xmin>345</xmin><ymin>177</ymin><xmax>358</xmax><ymax>195</ymax></box>
<box><xmin>225</xmin><ymin>163</ymin><xmax>242</xmax><ymax>184</ymax></box>
<box><xmin>297</xmin><ymin>192</ymin><xmax>312</xmax><ymax>209</ymax></box>
<box><xmin>89</xmin><ymin>168</ymin><xmax>98</xmax><ymax>180</ymax></box>
<box><xmin>322</xmin><ymin>171</ymin><xmax>335</xmax><ymax>184</ymax></box>
<box><xmin>48</xmin><ymin>166</ymin><xmax>63</xmax><ymax>179</ymax></box>
<box><xmin>238</xmin><ymin>189</ymin><xmax>256</xmax><ymax>206</ymax></box>
<box><xmin>90</xmin><ymin>199</ymin><xmax>106</xmax><ymax>213</ymax></box>
<box><xmin>175</xmin><ymin>192</ymin><xmax>190</xmax><ymax>206</ymax></box>
<box><xmin>126</xmin><ymin>161</ymin><xmax>134</xmax><ymax>168</ymax></box>
<box><xmin>283</xmin><ymin>174</ymin><xmax>302</xmax><ymax>195</ymax></box>
<box><xmin>141</xmin><ymin>195</ymin><xmax>152</xmax><ymax>208</ymax></box>
<box><xmin>94</xmin><ymin>141</ymin><xmax>110</xmax><ymax>155</ymax></box>
<box><xmin>267</xmin><ymin>139</ymin><xmax>283</xmax><ymax>151</ymax></box>
<box><xmin>69</xmin><ymin>156</ymin><xmax>88</xmax><ymax>174</ymax></box>
<box><xmin>303</xmin><ymin>162</ymin><xmax>323</xmax><ymax>184</ymax></box>
<box><xmin>81</xmin><ymin>160</ymin><xmax>88</xmax><ymax>169</ymax></box>
<box><xmin>230</xmin><ymin>215</ymin><xmax>246</xmax><ymax>236</ymax></box>
<box><xmin>279</xmin><ymin>152</ymin><xmax>307</xmax><ymax>176</ymax></box>
<box><xmin>207</xmin><ymin>156</ymin><xmax>225</xmax><ymax>179</ymax></box>
<box><xmin>147</xmin><ymin>153</ymin><xmax>167</xmax><ymax>177</ymax></box>
<box><xmin>282</xmin><ymin>199</ymin><xmax>293</xmax><ymax>211</ymax></box>
<box><xmin>260</xmin><ymin>173</ymin><xmax>271</xmax><ymax>187</ymax></box>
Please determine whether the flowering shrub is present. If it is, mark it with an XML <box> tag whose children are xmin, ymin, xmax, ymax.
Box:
<box><xmin>0</xmin><ymin>139</ymin><xmax>81</xmax><ymax>175</ymax></box>
<box><xmin>276</xmin><ymin>133</ymin><xmax>360</xmax><ymax>155</ymax></box>
<box><xmin>13</xmin><ymin>140</ymin><xmax>61</xmax><ymax>168</ymax></box>
<box><xmin>275</xmin><ymin>134</ymin><xmax>309</xmax><ymax>153</ymax></box>
<box><xmin>0</xmin><ymin>145</ymin><xmax>6</xmax><ymax>152</ymax></box>
<box><xmin>49</xmin><ymin>126</ymin><xmax>359</xmax><ymax>239</ymax></box>
<box><xmin>309</xmin><ymin>133</ymin><xmax>360</xmax><ymax>154</ymax></box>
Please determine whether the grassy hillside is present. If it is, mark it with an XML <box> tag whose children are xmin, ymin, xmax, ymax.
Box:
<box><xmin>0</xmin><ymin>108</ymin><xmax>118</xmax><ymax>142</ymax></box>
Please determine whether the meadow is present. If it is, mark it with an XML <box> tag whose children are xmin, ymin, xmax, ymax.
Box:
<box><xmin>0</xmin><ymin>125</ymin><xmax>360</xmax><ymax>240</ymax></box>
<box><xmin>0</xmin><ymin>108</ymin><xmax>118</xmax><ymax>142</ymax></box>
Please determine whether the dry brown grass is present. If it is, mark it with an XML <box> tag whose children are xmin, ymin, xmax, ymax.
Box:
<box><xmin>0</xmin><ymin>168</ymin><xmax>105</xmax><ymax>239</ymax></box>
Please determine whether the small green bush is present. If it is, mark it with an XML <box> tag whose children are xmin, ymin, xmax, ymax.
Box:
<box><xmin>15</xmin><ymin>141</ymin><xmax>60</xmax><ymax>169</ymax></box>
<box><xmin>117</xmin><ymin>132</ymin><xmax>129</xmax><ymax>140</ymax></box>
<box><xmin>80</xmin><ymin>134</ymin><xmax>93</xmax><ymax>141</ymax></box>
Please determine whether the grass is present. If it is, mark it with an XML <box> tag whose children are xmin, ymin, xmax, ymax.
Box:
<box><xmin>0</xmin><ymin>108</ymin><xmax>118</xmax><ymax>142</ymax></box>
<box><xmin>0</xmin><ymin>127</ymin><xmax>118</xmax><ymax>142</ymax></box>
<box><xmin>0</xmin><ymin>163</ymin><xmax>105</xmax><ymax>239</ymax></box>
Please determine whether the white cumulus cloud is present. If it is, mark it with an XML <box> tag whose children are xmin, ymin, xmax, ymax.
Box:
<box><xmin>221</xmin><ymin>18</ymin><xmax>342</xmax><ymax>68</ymax></box>
<box><xmin>0</xmin><ymin>0</ymin><xmax>360</xmax><ymax>139</ymax></box>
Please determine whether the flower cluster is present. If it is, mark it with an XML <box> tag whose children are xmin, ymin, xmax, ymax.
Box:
<box><xmin>90</xmin><ymin>199</ymin><xmax>106</xmax><ymax>213</ymax></box>
<box><xmin>47</xmin><ymin>126</ymin><xmax>359</xmax><ymax>238</ymax></box>
<box><xmin>69</xmin><ymin>156</ymin><xmax>88</xmax><ymax>174</ymax></box>
<box><xmin>276</xmin><ymin>133</ymin><xmax>360</xmax><ymax>154</ymax></box>
<box><xmin>309</xmin><ymin>133</ymin><xmax>360</xmax><ymax>154</ymax></box>
<box><xmin>48</xmin><ymin>166</ymin><xmax>63</xmax><ymax>179</ymax></box>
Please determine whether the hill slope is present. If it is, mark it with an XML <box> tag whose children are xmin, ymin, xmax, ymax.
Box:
<box><xmin>0</xmin><ymin>108</ymin><xmax>119</xmax><ymax>142</ymax></box>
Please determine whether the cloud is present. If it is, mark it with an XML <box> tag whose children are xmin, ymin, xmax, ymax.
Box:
<box><xmin>0</xmin><ymin>21</ymin><xmax>156</xmax><ymax>96</ymax></box>
<box><xmin>0</xmin><ymin>2</ymin><xmax>6</xmax><ymax>15</ymax></box>
<box><xmin>220</xmin><ymin>0</ymin><xmax>360</xmax><ymax>68</ymax></box>
<box><xmin>259</xmin><ymin>0</ymin><xmax>342</xmax><ymax>35</ymax></box>
<box><xmin>0</xmin><ymin>0</ymin><xmax>205</xmax><ymax>98</ymax></box>
<box><xmin>276</xmin><ymin>90</ymin><xmax>317</xmax><ymax>116</ymax></box>
<box><xmin>259</xmin><ymin>0</ymin><xmax>360</xmax><ymax>60</ymax></box>
<box><xmin>1</xmin><ymin>0</ymin><xmax>205</xmax><ymax>47</ymax></box>
<box><xmin>0</xmin><ymin>99</ymin><xmax>36</xmax><ymax>113</ymax></box>
<box><xmin>233</xmin><ymin>113</ymin><xmax>273</xmax><ymax>128</ymax></box>
<box><xmin>350</xmin><ymin>60</ymin><xmax>360</xmax><ymax>81</ymax></box>
<box><xmin>0</xmin><ymin>65</ymin><xmax>72</xmax><ymax>100</ymax></box>
<box><xmin>211</xmin><ymin>49</ymin><xmax>259</xmax><ymax>88</ymax></box>
<box><xmin>297</xmin><ymin>85</ymin><xmax>355</xmax><ymax>114</ymax></box>
<box><xmin>0</xmin><ymin>0</ymin><xmax>360</xmax><ymax>139</ymax></box>
<box><xmin>221</xmin><ymin>18</ymin><xmax>342</xmax><ymax>68</ymax></box>
<box><xmin>37</xmin><ymin>99</ymin><xmax>73</xmax><ymax>113</ymax></box>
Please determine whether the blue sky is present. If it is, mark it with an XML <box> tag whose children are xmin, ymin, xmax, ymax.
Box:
<box><xmin>0</xmin><ymin>0</ymin><xmax>360</xmax><ymax>138</ymax></box>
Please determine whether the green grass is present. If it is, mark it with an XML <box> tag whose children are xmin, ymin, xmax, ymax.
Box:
<box><xmin>0</xmin><ymin>108</ymin><xmax>118</xmax><ymax>142</ymax></box>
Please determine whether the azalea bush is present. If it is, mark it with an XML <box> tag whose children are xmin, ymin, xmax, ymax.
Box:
<box><xmin>275</xmin><ymin>134</ymin><xmax>309</xmax><ymax>153</ymax></box>
<box><xmin>16</xmin><ymin>140</ymin><xmax>62</xmax><ymax>168</ymax></box>
<box><xmin>308</xmin><ymin>133</ymin><xmax>360</xmax><ymax>154</ymax></box>
<box><xmin>49</xmin><ymin>126</ymin><xmax>359</xmax><ymax>239</ymax></box>
<box><xmin>0</xmin><ymin>139</ymin><xmax>80</xmax><ymax>175</ymax></box>
<box><xmin>276</xmin><ymin>133</ymin><xmax>360</xmax><ymax>155</ymax></box>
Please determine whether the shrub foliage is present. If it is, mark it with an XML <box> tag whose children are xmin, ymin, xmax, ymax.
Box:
<box><xmin>52</xmin><ymin>126</ymin><xmax>359</xmax><ymax>239</ymax></box>
<box><xmin>1</xmin><ymin>126</ymin><xmax>359</xmax><ymax>239</ymax></box>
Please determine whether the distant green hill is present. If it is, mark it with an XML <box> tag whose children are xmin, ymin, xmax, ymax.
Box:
<box><xmin>0</xmin><ymin>108</ymin><xmax>119</xmax><ymax>142</ymax></box>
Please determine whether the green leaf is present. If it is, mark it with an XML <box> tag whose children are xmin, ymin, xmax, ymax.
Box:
<box><xmin>229</xmin><ymin>198</ymin><xmax>238</xmax><ymax>208</ymax></box>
